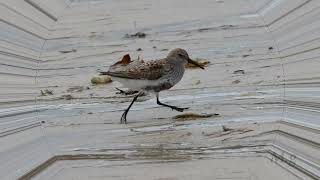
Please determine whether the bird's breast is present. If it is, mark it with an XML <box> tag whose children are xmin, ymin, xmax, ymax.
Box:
<box><xmin>167</xmin><ymin>64</ymin><xmax>185</xmax><ymax>86</ymax></box>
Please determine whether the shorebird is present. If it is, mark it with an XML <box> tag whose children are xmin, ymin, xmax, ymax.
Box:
<box><xmin>100</xmin><ymin>48</ymin><xmax>204</xmax><ymax>124</ymax></box>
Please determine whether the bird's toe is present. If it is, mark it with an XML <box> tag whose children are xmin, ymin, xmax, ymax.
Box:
<box><xmin>120</xmin><ymin>114</ymin><xmax>127</xmax><ymax>124</ymax></box>
<box><xmin>173</xmin><ymin>107</ymin><xmax>189</xmax><ymax>112</ymax></box>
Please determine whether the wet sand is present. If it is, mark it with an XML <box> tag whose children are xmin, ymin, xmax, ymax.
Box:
<box><xmin>1</xmin><ymin>0</ymin><xmax>320</xmax><ymax>179</ymax></box>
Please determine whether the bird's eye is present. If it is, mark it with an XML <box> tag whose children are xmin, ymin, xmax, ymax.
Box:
<box><xmin>178</xmin><ymin>54</ymin><xmax>183</xmax><ymax>57</ymax></box>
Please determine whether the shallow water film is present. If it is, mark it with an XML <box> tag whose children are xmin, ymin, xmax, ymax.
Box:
<box><xmin>0</xmin><ymin>0</ymin><xmax>320</xmax><ymax>179</ymax></box>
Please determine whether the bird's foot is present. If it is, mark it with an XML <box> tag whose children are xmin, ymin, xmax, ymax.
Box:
<box><xmin>120</xmin><ymin>112</ymin><xmax>128</xmax><ymax>124</ymax></box>
<box><xmin>116</xmin><ymin>88</ymin><xmax>139</xmax><ymax>96</ymax></box>
<box><xmin>171</xmin><ymin>106</ymin><xmax>189</xmax><ymax>112</ymax></box>
<box><xmin>157</xmin><ymin>100</ymin><xmax>189</xmax><ymax>112</ymax></box>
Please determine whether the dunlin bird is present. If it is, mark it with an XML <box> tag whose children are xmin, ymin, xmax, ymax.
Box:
<box><xmin>100</xmin><ymin>48</ymin><xmax>204</xmax><ymax>124</ymax></box>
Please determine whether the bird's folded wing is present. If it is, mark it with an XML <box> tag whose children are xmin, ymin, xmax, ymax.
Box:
<box><xmin>104</xmin><ymin>60</ymin><xmax>172</xmax><ymax>80</ymax></box>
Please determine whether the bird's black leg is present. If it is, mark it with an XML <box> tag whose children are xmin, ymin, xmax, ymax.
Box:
<box><xmin>156</xmin><ymin>93</ymin><xmax>189</xmax><ymax>112</ymax></box>
<box><xmin>120</xmin><ymin>92</ymin><xmax>142</xmax><ymax>124</ymax></box>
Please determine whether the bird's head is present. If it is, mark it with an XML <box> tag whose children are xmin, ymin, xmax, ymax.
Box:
<box><xmin>167</xmin><ymin>48</ymin><xmax>204</xmax><ymax>69</ymax></box>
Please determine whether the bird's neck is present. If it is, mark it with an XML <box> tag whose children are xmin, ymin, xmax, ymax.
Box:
<box><xmin>167</xmin><ymin>58</ymin><xmax>185</xmax><ymax>67</ymax></box>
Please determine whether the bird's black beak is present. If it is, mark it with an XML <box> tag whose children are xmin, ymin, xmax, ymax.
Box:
<box><xmin>187</xmin><ymin>58</ymin><xmax>205</xmax><ymax>69</ymax></box>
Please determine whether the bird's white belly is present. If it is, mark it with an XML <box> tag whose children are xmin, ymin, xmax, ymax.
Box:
<box><xmin>111</xmin><ymin>77</ymin><xmax>160</xmax><ymax>91</ymax></box>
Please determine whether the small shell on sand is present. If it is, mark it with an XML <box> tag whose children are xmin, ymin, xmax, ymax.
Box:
<box><xmin>124</xmin><ymin>32</ymin><xmax>146</xmax><ymax>39</ymax></box>
<box><xmin>40</xmin><ymin>89</ymin><xmax>53</xmax><ymax>96</ymax></box>
<box><xmin>185</xmin><ymin>58</ymin><xmax>210</xmax><ymax>68</ymax></box>
<box><xmin>232</xmin><ymin>79</ymin><xmax>241</xmax><ymax>84</ymax></box>
<box><xmin>91</xmin><ymin>75</ymin><xmax>112</xmax><ymax>84</ymax></box>
<box><xmin>61</xmin><ymin>94</ymin><xmax>73</xmax><ymax>100</ymax></box>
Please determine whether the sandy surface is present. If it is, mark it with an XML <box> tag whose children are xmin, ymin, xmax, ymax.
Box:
<box><xmin>33</xmin><ymin>156</ymin><xmax>299</xmax><ymax>180</ymax></box>
<box><xmin>1</xmin><ymin>0</ymin><xmax>320</xmax><ymax>179</ymax></box>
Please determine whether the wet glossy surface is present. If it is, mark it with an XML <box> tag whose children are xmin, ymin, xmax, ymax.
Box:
<box><xmin>0</xmin><ymin>0</ymin><xmax>320</xmax><ymax>179</ymax></box>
